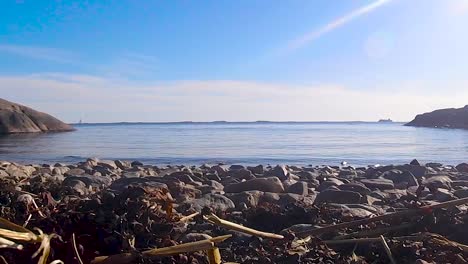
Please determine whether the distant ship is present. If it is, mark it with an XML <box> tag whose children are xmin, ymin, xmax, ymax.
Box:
<box><xmin>378</xmin><ymin>119</ymin><xmax>393</xmax><ymax>123</ymax></box>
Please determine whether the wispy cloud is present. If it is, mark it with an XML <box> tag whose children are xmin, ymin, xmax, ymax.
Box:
<box><xmin>1</xmin><ymin>72</ymin><xmax>466</xmax><ymax>123</ymax></box>
<box><xmin>285</xmin><ymin>0</ymin><xmax>392</xmax><ymax>53</ymax></box>
<box><xmin>97</xmin><ymin>52</ymin><xmax>160</xmax><ymax>78</ymax></box>
<box><xmin>0</xmin><ymin>44</ymin><xmax>75</xmax><ymax>63</ymax></box>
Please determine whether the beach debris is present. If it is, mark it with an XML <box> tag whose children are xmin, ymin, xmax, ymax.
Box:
<box><xmin>1</xmin><ymin>160</ymin><xmax>468</xmax><ymax>263</ymax></box>
<box><xmin>204</xmin><ymin>213</ymin><xmax>284</xmax><ymax>240</ymax></box>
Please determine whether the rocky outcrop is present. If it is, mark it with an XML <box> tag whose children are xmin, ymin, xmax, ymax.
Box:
<box><xmin>0</xmin><ymin>98</ymin><xmax>74</xmax><ymax>134</ymax></box>
<box><xmin>405</xmin><ymin>105</ymin><xmax>468</xmax><ymax>129</ymax></box>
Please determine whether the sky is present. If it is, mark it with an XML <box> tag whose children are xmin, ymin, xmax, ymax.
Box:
<box><xmin>1</xmin><ymin>0</ymin><xmax>468</xmax><ymax>123</ymax></box>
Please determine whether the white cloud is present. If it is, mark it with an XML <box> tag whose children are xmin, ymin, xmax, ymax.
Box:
<box><xmin>0</xmin><ymin>44</ymin><xmax>75</xmax><ymax>63</ymax></box>
<box><xmin>285</xmin><ymin>0</ymin><xmax>392</xmax><ymax>53</ymax></box>
<box><xmin>445</xmin><ymin>0</ymin><xmax>468</xmax><ymax>16</ymax></box>
<box><xmin>1</xmin><ymin>73</ymin><xmax>467</xmax><ymax>123</ymax></box>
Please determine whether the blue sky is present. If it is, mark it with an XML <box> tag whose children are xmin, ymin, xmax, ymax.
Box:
<box><xmin>1</xmin><ymin>0</ymin><xmax>468</xmax><ymax>122</ymax></box>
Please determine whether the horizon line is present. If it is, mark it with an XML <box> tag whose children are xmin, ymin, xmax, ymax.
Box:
<box><xmin>71</xmin><ymin>120</ymin><xmax>407</xmax><ymax>125</ymax></box>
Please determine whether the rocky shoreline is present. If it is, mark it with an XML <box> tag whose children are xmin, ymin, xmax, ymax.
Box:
<box><xmin>0</xmin><ymin>98</ymin><xmax>74</xmax><ymax>134</ymax></box>
<box><xmin>406</xmin><ymin>105</ymin><xmax>468</xmax><ymax>129</ymax></box>
<box><xmin>2</xmin><ymin>159</ymin><xmax>468</xmax><ymax>263</ymax></box>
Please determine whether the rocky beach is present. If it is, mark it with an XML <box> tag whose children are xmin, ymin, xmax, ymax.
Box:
<box><xmin>1</xmin><ymin>159</ymin><xmax>468</xmax><ymax>263</ymax></box>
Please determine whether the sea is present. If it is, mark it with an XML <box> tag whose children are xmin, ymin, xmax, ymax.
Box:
<box><xmin>0</xmin><ymin>122</ymin><xmax>467</xmax><ymax>167</ymax></box>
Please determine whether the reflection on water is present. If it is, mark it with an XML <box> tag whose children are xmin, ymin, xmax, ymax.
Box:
<box><xmin>0</xmin><ymin>123</ymin><xmax>467</xmax><ymax>166</ymax></box>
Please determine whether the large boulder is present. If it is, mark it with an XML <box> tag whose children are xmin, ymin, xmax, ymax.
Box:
<box><xmin>184</xmin><ymin>194</ymin><xmax>235</xmax><ymax>212</ymax></box>
<box><xmin>423</xmin><ymin>175</ymin><xmax>452</xmax><ymax>189</ymax></box>
<box><xmin>456</xmin><ymin>163</ymin><xmax>468</xmax><ymax>173</ymax></box>
<box><xmin>382</xmin><ymin>169</ymin><xmax>419</xmax><ymax>187</ymax></box>
<box><xmin>315</xmin><ymin>189</ymin><xmax>363</xmax><ymax>204</ymax></box>
<box><xmin>405</xmin><ymin>105</ymin><xmax>468</xmax><ymax>129</ymax></box>
<box><xmin>360</xmin><ymin>179</ymin><xmax>395</xmax><ymax>190</ymax></box>
<box><xmin>224</xmin><ymin>177</ymin><xmax>284</xmax><ymax>193</ymax></box>
<box><xmin>0</xmin><ymin>98</ymin><xmax>74</xmax><ymax>134</ymax></box>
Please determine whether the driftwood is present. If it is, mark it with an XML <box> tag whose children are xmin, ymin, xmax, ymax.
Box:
<box><xmin>179</xmin><ymin>212</ymin><xmax>200</xmax><ymax>223</ymax></box>
<box><xmin>206</xmin><ymin>247</ymin><xmax>222</xmax><ymax>264</ymax></box>
<box><xmin>204</xmin><ymin>213</ymin><xmax>284</xmax><ymax>240</ymax></box>
<box><xmin>333</xmin><ymin>222</ymin><xmax>415</xmax><ymax>240</ymax></box>
<box><xmin>324</xmin><ymin>232</ymin><xmax>468</xmax><ymax>252</ymax></box>
<box><xmin>91</xmin><ymin>235</ymin><xmax>232</xmax><ymax>264</ymax></box>
<box><xmin>380</xmin><ymin>235</ymin><xmax>397</xmax><ymax>264</ymax></box>
<box><xmin>296</xmin><ymin>197</ymin><xmax>468</xmax><ymax>237</ymax></box>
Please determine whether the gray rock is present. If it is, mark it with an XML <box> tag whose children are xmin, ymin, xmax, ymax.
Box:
<box><xmin>211</xmin><ymin>165</ymin><xmax>228</xmax><ymax>176</ymax></box>
<box><xmin>110</xmin><ymin>177</ymin><xmax>166</xmax><ymax>191</ymax></box>
<box><xmin>247</xmin><ymin>165</ymin><xmax>264</xmax><ymax>174</ymax></box>
<box><xmin>287</xmin><ymin>181</ymin><xmax>308</xmax><ymax>195</ymax></box>
<box><xmin>5</xmin><ymin>165</ymin><xmax>30</xmax><ymax>178</ymax></box>
<box><xmin>97</xmin><ymin>160</ymin><xmax>118</xmax><ymax>170</ymax></box>
<box><xmin>382</xmin><ymin>169</ymin><xmax>418</xmax><ymax>187</ymax></box>
<box><xmin>229</xmin><ymin>165</ymin><xmax>245</xmax><ymax>170</ymax></box>
<box><xmin>93</xmin><ymin>165</ymin><xmax>113</xmax><ymax>176</ymax></box>
<box><xmin>338</xmin><ymin>183</ymin><xmax>371</xmax><ymax>195</ymax></box>
<box><xmin>226</xmin><ymin>191</ymin><xmax>263</xmax><ymax>208</ymax></box>
<box><xmin>327</xmin><ymin>204</ymin><xmax>377</xmax><ymax>218</ymax></box>
<box><xmin>131</xmin><ymin>161</ymin><xmax>143</xmax><ymax>167</ymax></box>
<box><xmin>370</xmin><ymin>189</ymin><xmax>407</xmax><ymax>200</ymax></box>
<box><xmin>267</xmin><ymin>165</ymin><xmax>289</xmax><ymax>180</ymax></box>
<box><xmin>452</xmin><ymin>181</ymin><xmax>468</xmax><ymax>188</ymax></box>
<box><xmin>205</xmin><ymin>172</ymin><xmax>221</xmax><ymax>181</ymax></box>
<box><xmin>228</xmin><ymin>168</ymin><xmax>254</xmax><ymax>180</ymax></box>
<box><xmin>454</xmin><ymin>188</ymin><xmax>468</xmax><ymax>198</ymax></box>
<box><xmin>64</xmin><ymin>168</ymin><xmax>86</xmax><ymax>176</ymax></box>
<box><xmin>315</xmin><ymin>189</ymin><xmax>362</xmax><ymax>204</ymax></box>
<box><xmin>224</xmin><ymin>177</ymin><xmax>284</xmax><ymax>193</ymax></box>
<box><xmin>63</xmin><ymin>174</ymin><xmax>112</xmax><ymax>188</ymax></box>
<box><xmin>360</xmin><ymin>178</ymin><xmax>394</xmax><ymax>190</ymax></box>
<box><xmin>0</xmin><ymin>170</ymin><xmax>8</xmax><ymax>178</ymax></box>
<box><xmin>166</xmin><ymin>172</ymin><xmax>196</xmax><ymax>184</ymax></box>
<box><xmin>396</xmin><ymin>164</ymin><xmax>427</xmax><ymax>178</ymax></box>
<box><xmin>296</xmin><ymin>171</ymin><xmax>319</xmax><ymax>180</ymax></box>
<box><xmin>430</xmin><ymin>188</ymin><xmax>456</xmax><ymax>202</ymax></box>
<box><xmin>180</xmin><ymin>233</ymin><xmax>212</xmax><ymax>243</ymax></box>
<box><xmin>423</xmin><ymin>175</ymin><xmax>452</xmax><ymax>189</ymax></box>
<box><xmin>186</xmin><ymin>194</ymin><xmax>235</xmax><ymax>212</ymax></box>
<box><xmin>259</xmin><ymin>192</ymin><xmax>281</xmax><ymax>203</ymax></box>
<box><xmin>62</xmin><ymin>179</ymin><xmax>88</xmax><ymax>195</ymax></box>
<box><xmin>405</xmin><ymin>105</ymin><xmax>468</xmax><ymax>130</ymax></box>
<box><xmin>426</xmin><ymin>162</ymin><xmax>443</xmax><ymax>168</ymax></box>
<box><xmin>52</xmin><ymin>166</ymin><xmax>70</xmax><ymax>175</ymax></box>
<box><xmin>122</xmin><ymin>171</ymin><xmax>140</xmax><ymax>178</ymax></box>
<box><xmin>282</xmin><ymin>178</ymin><xmax>298</xmax><ymax>190</ymax></box>
<box><xmin>338</xmin><ymin>170</ymin><xmax>357</xmax><ymax>179</ymax></box>
<box><xmin>317</xmin><ymin>178</ymin><xmax>344</xmax><ymax>191</ymax></box>
<box><xmin>115</xmin><ymin>160</ymin><xmax>131</xmax><ymax>170</ymax></box>
<box><xmin>456</xmin><ymin>163</ymin><xmax>468</xmax><ymax>173</ymax></box>
<box><xmin>0</xmin><ymin>98</ymin><xmax>74</xmax><ymax>134</ymax></box>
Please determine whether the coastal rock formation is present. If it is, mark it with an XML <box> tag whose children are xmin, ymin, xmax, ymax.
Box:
<box><xmin>0</xmin><ymin>98</ymin><xmax>74</xmax><ymax>134</ymax></box>
<box><xmin>406</xmin><ymin>105</ymin><xmax>468</xmax><ymax>129</ymax></box>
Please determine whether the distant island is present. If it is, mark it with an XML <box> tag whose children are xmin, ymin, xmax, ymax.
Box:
<box><xmin>406</xmin><ymin>105</ymin><xmax>468</xmax><ymax>129</ymax></box>
<box><xmin>0</xmin><ymin>98</ymin><xmax>74</xmax><ymax>134</ymax></box>
<box><xmin>378</xmin><ymin>119</ymin><xmax>393</xmax><ymax>123</ymax></box>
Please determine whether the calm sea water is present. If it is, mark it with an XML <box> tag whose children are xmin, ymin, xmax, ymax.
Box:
<box><xmin>0</xmin><ymin>122</ymin><xmax>467</xmax><ymax>166</ymax></box>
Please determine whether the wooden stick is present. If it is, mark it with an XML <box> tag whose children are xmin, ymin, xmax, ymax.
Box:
<box><xmin>380</xmin><ymin>235</ymin><xmax>397</xmax><ymax>264</ymax></box>
<box><xmin>206</xmin><ymin>247</ymin><xmax>221</xmax><ymax>264</ymax></box>
<box><xmin>204</xmin><ymin>214</ymin><xmax>284</xmax><ymax>240</ymax></box>
<box><xmin>179</xmin><ymin>212</ymin><xmax>200</xmax><ymax>223</ymax></box>
<box><xmin>296</xmin><ymin>197</ymin><xmax>468</xmax><ymax>237</ymax></box>
<box><xmin>71</xmin><ymin>233</ymin><xmax>84</xmax><ymax>264</ymax></box>
<box><xmin>91</xmin><ymin>235</ymin><xmax>232</xmax><ymax>264</ymax></box>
